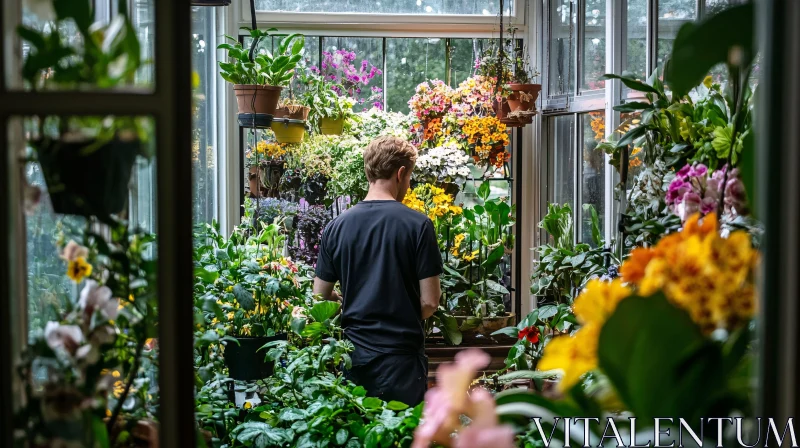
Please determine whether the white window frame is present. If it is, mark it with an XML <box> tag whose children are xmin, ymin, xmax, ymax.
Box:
<box><xmin>242</xmin><ymin>0</ymin><xmax>527</xmax><ymax>34</ymax></box>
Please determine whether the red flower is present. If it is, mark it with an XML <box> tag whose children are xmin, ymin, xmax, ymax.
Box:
<box><xmin>517</xmin><ymin>326</ymin><xmax>540</xmax><ymax>344</ymax></box>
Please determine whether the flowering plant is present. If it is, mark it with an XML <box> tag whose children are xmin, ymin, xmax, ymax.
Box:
<box><xmin>350</xmin><ymin>108</ymin><xmax>413</xmax><ymax>141</ymax></box>
<box><xmin>402</xmin><ymin>183</ymin><xmax>463</xmax><ymax>223</ymax></box>
<box><xmin>408</xmin><ymin>79</ymin><xmax>454</xmax><ymax>122</ymax></box>
<box><xmin>299</xmin><ymin>72</ymin><xmax>356</xmax><ymax>130</ymax></box>
<box><xmin>327</xmin><ymin>136</ymin><xmax>370</xmax><ymax>204</ymax></box>
<box><xmin>246</xmin><ymin>140</ymin><xmax>291</xmax><ymax>167</ymax></box>
<box><xmin>450</xmin><ymin>76</ymin><xmax>497</xmax><ymax>120</ymax></box>
<box><xmin>412</xmin><ymin>141</ymin><xmax>472</xmax><ymax>187</ymax></box>
<box><xmin>310</xmin><ymin>49</ymin><xmax>383</xmax><ymax>109</ymax></box>
<box><xmin>539</xmin><ymin>213</ymin><xmax>758</xmax><ymax>392</ymax></box>
<box><xmin>666</xmin><ymin>162</ymin><xmax>748</xmax><ymax>223</ymax></box>
<box><xmin>492</xmin><ymin>303</ymin><xmax>575</xmax><ymax>373</ymax></box>
<box><xmin>462</xmin><ymin>116</ymin><xmax>510</xmax><ymax>169</ymax></box>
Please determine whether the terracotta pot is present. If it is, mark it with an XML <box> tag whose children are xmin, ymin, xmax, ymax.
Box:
<box><xmin>233</xmin><ymin>84</ymin><xmax>282</xmax><ymax>115</ymax></box>
<box><xmin>248</xmin><ymin>165</ymin><xmax>267</xmax><ymax>198</ymax></box>
<box><xmin>274</xmin><ymin>105</ymin><xmax>310</xmax><ymax>120</ymax></box>
<box><xmin>506</xmin><ymin>83</ymin><xmax>542</xmax><ymax>112</ymax></box>
<box><xmin>319</xmin><ymin>117</ymin><xmax>344</xmax><ymax>135</ymax></box>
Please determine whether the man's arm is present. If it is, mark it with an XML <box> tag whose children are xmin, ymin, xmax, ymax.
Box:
<box><xmin>419</xmin><ymin>275</ymin><xmax>441</xmax><ymax>320</ymax></box>
<box><xmin>313</xmin><ymin>277</ymin><xmax>341</xmax><ymax>301</ymax></box>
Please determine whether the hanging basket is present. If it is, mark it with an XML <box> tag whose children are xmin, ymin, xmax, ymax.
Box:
<box><xmin>238</xmin><ymin>113</ymin><xmax>273</xmax><ymax>129</ymax></box>
<box><xmin>223</xmin><ymin>334</ymin><xmax>287</xmax><ymax>381</ymax></box>
<box><xmin>233</xmin><ymin>84</ymin><xmax>282</xmax><ymax>115</ymax></box>
<box><xmin>35</xmin><ymin>137</ymin><xmax>141</xmax><ymax>218</ymax></box>
<box><xmin>319</xmin><ymin>117</ymin><xmax>345</xmax><ymax>135</ymax></box>
<box><xmin>507</xmin><ymin>84</ymin><xmax>542</xmax><ymax>112</ymax></box>
<box><xmin>270</xmin><ymin>118</ymin><xmax>306</xmax><ymax>143</ymax></box>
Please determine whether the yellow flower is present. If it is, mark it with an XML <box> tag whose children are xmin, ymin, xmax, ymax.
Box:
<box><xmin>67</xmin><ymin>257</ymin><xmax>92</xmax><ymax>283</ymax></box>
<box><xmin>244</xmin><ymin>401</ymin><xmax>252</xmax><ymax>409</ymax></box>
<box><xmin>539</xmin><ymin>325</ymin><xmax>599</xmax><ymax>392</ymax></box>
<box><xmin>703</xmin><ymin>75</ymin><xmax>713</xmax><ymax>88</ymax></box>
<box><xmin>572</xmin><ymin>279</ymin><xmax>632</xmax><ymax>327</ymax></box>
<box><xmin>226</xmin><ymin>312</ymin><xmax>234</xmax><ymax>320</ymax></box>
<box><xmin>453</xmin><ymin>233</ymin><xmax>466</xmax><ymax>247</ymax></box>
<box><xmin>462</xmin><ymin>250</ymin><xmax>479</xmax><ymax>262</ymax></box>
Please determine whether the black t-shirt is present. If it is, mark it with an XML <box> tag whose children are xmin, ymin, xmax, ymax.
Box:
<box><xmin>315</xmin><ymin>200</ymin><xmax>443</xmax><ymax>364</ymax></box>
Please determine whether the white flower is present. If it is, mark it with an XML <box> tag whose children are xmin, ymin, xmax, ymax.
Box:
<box><xmin>75</xmin><ymin>344</ymin><xmax>100</xmax><ymax>365</ymax></box>
<box><xmin>291</xmin><ymin>306</ymin><xmax>307</xmax><ymax>319</ymax></box>
<box><xmin>79</xmin><ymin>280</ymin><xmax>120</xmax><ymax>320</ymax></box>
<box><xmin>60</xmin><ymin>240</ymin><xmax>88</xmax><ymax>262</ymax></box>
<box><xmin>45</xmin><ymin>322</ymin><xmax>84</xmax><ymax>355</ymax></box>
<box><xmin>24</xmin><ymin>0</ymin><xmax>55</xmax><ymax>21</ymax></box>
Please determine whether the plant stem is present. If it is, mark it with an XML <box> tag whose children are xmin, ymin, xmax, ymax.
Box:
<box><xmin>107</xmin><ymin>338</ymin><xmax>146</xmax><ymax>440</ymax></box>
<box><xmin>716</xmin><ymin>65</ymin><xmax>752</xmax><ymax>220</ymax></box>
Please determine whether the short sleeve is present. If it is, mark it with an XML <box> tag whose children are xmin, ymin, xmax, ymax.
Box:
<box><xmin>416</xmin><ymin>219</ymin><xmax>443</xmax><ymax>280</ymax></box>
<box><xmin>315</xmin><ymin>225</ymin><xmax>338</xmax><ymax>282</ymax></box>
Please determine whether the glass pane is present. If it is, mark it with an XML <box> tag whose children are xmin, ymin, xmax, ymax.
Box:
<box><xmin>255</xmin><ymin>0</ymin><xmax>511</xmax><ymax>15</ymax></box>
<box><xmin>385</xmin><ymin>38</ymin><xmax>447</xmax><ymax>113</ymax></box>
<box><xmin>552</xmin><ymin>115</ymin><xmax>576</xmax><ymax>208</ymax></box>
<box><xmin>16</xmin><ymin>0</ymin><xmax>153</xmax><ymax>91</ymax></box>
<box><xmin>192</xmin><ymin>7</ymin><xmax>217</xmax><ymax>224</ymax></box>
<box><xmin>321</xmin><ymin>37</ymin><xmax>384</xmax><ymax>111</ymax></box>
<box><xmin>582</xmin><ymin>0</ymin><xmax>606</xmax><ymax>91</ymax></box>
<box><xmin>549</xmin><ymin>0</ymin><xmax>576</xmax><ymax>96</ymax></box>
<box><xmin>625</xmin><ymin>0</ymin><xmax>647</xmax><ymax>79</ymax></box>
<box><xmin>16</xmin><ymin>115</ymin><xmax>160</xmax><ymax>444</ymax></box>
<box><xmin>581</xmin><ymin>112</ymin><xmax>606</xmax><ymax>245</ymax></box>
<box><xmin>706</xmin><ymin>0</ymin><xmax>733</xmax><ymax>16</ymax></box>
<box><xmin>449</xmin><ymin>38</ymin><xmax>491</xmax><ymax>87</ymax></box>
<box><xmin>657</xmin><ymin>0</ymin><xmax>696</xmax><ymax>69</ymax></box>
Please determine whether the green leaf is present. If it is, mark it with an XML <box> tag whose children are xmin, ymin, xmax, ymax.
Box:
<box><xmin>602</xmin><ymin>73</ymin><xmax>660</xmax><ymax>94</ymax></box>
<box><xmin>485</xmin><ymin>279</ymin><xmax>509</xmax><ymax>295</ymax></box>
<box><xmin>386</xmin><ymin>400</ymin><xmax>409</xmax><ymax>411</ymax></box>
<box><xmin>310</xmin><ymin>301</ymin><xmax>341</xmax><ymax>323</ymax></box>
<box><xmin>537</xmin><ymin>305</ymin><xmax>558</xmax><ymax>321</ymax></box>
<box><xmin>477</xmin><ymin>181</ymin><xmax>491</xmax><ymax>201</ymax></box>
<box><xmin>232</xmin><ymin>421</ymin><xmax>293</xmax><ymax>447</ymax></box>
<box><xmin>616</xmin><ymin>124</ymin><xmax>647</xmax><ymax>148</ymax></box>
<box><xmin>278</xmin><ymin>407</ymin><xmax>306</xmax><ymax>422</ymax></box>
<box><xmin>351</xmin><ymin>386</ymin><xmax>367</xmax><ymax>397</ymax></box>
<box><xmin>53</xmin><ymin>0</ymin><xmax>92</xmax><ymax>31</ymax></box>
<box><xmin>664</xmin><ymin>3</ymin><xmax>755</xmax><ymax>98</ymax></box>
<box><xmin>16</xmin><ymin>26</ymin><xmax>46</xmax><ymax>50</ymax></box>
<box><xmin>233</xmin><ymin>283</ymin><xmax>255</xmax><ymax>311</ymax></box>
<box><xmin>613</xmin><ymin>101</ymin><xmax>653</xmax><ymax>113</ymax></box>
<box><xmin>482</xmin><ymin>244</ymin><xmax>505</xmax><ymax>268</ymax></box>
<box><xmin>290</xmin><ymin>317</ymin><xmax>306</xmax><ymax>335</ymax></box>
<box><xmin>362</xmin><ymin>397</ymin><xmax>383</xmax><ymax>410</ymax></box>
<box><xmin>335</xmin><ymin>428</ymin><xmax>349</xmax><ymax>446</ymax></box>
<box><xmin>437</xmin><ymin>311</ymin><xmax>463</xmax><ymax>345</ymax></box>
<box><xmin>195</xmin><ymin>265</ymin><xmax>219</xmax><ymax>284</ymax></box>
<box><xmin>598</xmin><ymin>293</ymin><xmax>724</xmax><ymax>421</ymax></box>
<box><xmin>491</xmin><ymin>326</ymin><xmax>520</xmax><ymax>338</ymax></box>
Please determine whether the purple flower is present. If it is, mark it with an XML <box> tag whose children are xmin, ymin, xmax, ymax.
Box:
<box><xmin>677</xmin><ymin>164</ymin><xmax>692</xmax><ymax>178</ymax></box>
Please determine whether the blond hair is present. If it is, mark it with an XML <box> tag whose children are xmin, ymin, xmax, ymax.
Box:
<box><xmin>363</xmin><ymin>135</ymin><xmax>417</xmax><ymax>183</ymax></box>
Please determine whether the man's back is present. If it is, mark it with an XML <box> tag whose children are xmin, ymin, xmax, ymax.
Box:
<box><xmin>315</xmin><ymin>200</ymin><xmax>442</xmax><ymax>359</ymax></box>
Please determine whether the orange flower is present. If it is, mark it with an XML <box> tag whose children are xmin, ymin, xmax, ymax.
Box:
<box><xmin>619</xmin><ymin>247</ymin><xmax>655</xmax><ymax>284</ymax></box>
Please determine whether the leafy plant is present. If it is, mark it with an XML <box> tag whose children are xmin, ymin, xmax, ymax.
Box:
<box><xmin>299</xmin><ymin>72</ymin><xmax>356</xmax><ymax>131</ymax></box>
<box><xmin>289</xmin><ymin>205</ymin><xmax>331</xmax><ymax>266</ymax></box>
<box><xmin>530</xmin><ymin>204</ymin><xmax>614</xmax><ymax>304</ymax></box>
<box><xmin>255</xmin><ymin>33</ymin><xmax>305</xmax><ymax>87</ymax></box>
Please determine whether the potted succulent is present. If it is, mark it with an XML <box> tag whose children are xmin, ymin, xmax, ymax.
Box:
<box><xmin>18</xmin><ymin>1</ymin><xmax>150</xmax><ymax>221</ymax></box>
<box><xmin>300</xmin><ymin>72</ymin><xmax>355</xmax><ymax>135</ymax></box>
<box><xmin>218</xmin><ymin>30</ymin><xmax>305</xmax><ymax>116</ymax></box>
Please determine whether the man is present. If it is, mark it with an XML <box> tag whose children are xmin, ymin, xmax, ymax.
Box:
<box><xmin>313</xmin><ymin>135</ymin><xmax>442</xmax><ymax>406</ymax></box>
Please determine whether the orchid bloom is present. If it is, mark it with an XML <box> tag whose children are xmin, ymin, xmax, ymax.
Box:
<box><xmin>45</xmin><ymin>322</ymin><xmax>84</xmax><ymax>356</ymax></box>
<box><xmin>78</xmin><ymin>280</ymin><xmax>120</xmax><ymax>321</ymax></box>
<box><xmin>412</xmin><ymin>349</ymin><xmax>515</xmax><ymax>448</ymax></box>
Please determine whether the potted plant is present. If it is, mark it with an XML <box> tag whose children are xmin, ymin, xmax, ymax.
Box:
<box><xmin>246</xmin><ymin>139</ymin><xmax>293</xmax><ymax>198</ymax></box>
<box><xmin>18</xmin><ymin>1</ymin><xmax>150</xmax><ymax>221</ymax></box>
<box><xmin>218</xmin><ymin>30</ymin><xmax>304</xmax><ymax>116</ymax></box>
<box><xmin>310</xmin><ymin>49</ymin><xmax>384</xmax><ymax>109</ymax></box>
<box><xmin>461</xmin><ymin>115</ymin><xmax>511</xmax><ymax>171</ymax></box>
<box><xmin>408</xmin><ymin>79</ymin><xmax>454</xmax><ymax>130</ymax></box>
<box><xmin>299</xmin><ymin>72</ymin><xmax>355</xmax><ymax>135</ymax></box>
<box><xmin>195</xmin><ymin>222</ymin><xmax>302</xmax><ymax>381</ymax></box>
<box><xmin>288</xmin><ymin>135</ymin><xmax>335</xmax><ymax>205</ymax></box>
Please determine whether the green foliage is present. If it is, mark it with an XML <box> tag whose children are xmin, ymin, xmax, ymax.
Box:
<box><xmin>255</xmin><ymin>34</ymin><xmax>306</xmax><ymax>87</ymax></box>
<box><xmin>18</xmin><ymin>0</ymin><xmax>141</xmax><ymax>89</ymax></box>
<box><xmin>530</xmin><ymin>204</ymin><xmax>613</xmax><ymax>304</ymax></box>
<box><xmin>299</xmin><ymin>72</ymin><xmax>356</xmax><ymax>131</ymax></box>
<box><xmin>493</xmin><ymin>303</ymin><xmax>576</xmax><ymax>373</ymax></box>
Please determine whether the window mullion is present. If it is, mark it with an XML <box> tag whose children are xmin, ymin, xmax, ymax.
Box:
<box><xmin>575</xmin><ymin>0</ymin><xmax>586</xmax><ymax>96</ymax></box>
<box><xmin>646</xmin><ymin>0</ymin><xmax>658</xmax><ymax>74</ymax></box>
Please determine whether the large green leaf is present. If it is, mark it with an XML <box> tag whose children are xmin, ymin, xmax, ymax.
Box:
<box><xmin>664</xmin><ymin>2</ymin><xmax>755</xmax><ymax>98</ymax></box>
<box><xmin>602</xmin><ymin>73</ymin><xmax>660</xmax><ymax>94</ymax></box>
<box><xmin>310</xmin><ymin>301</ymin><xmax>341</xmax><ymax>323</ymax></box>
<box><xmin>232</xmin><ymin>421</ymin><xmax>293</xmax><ymax>447</ymax></box>
<box><xmin>436</xmin><ymin>310</ymin><xmax>462</xmax><ymax>345</ymax></box>
<box><xmin>233</xmin><ymin>284</ymin><xmax>255</xmax><ymax>311</ymax></box>
<box><xmin>598</xmin><ymin>293</ymin><xmax>725</xmax><ymax>422</ymax></box>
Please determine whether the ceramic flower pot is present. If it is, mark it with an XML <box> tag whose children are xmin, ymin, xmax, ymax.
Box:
<box><xmin>223</xmin><ymin>333</ymin><xmax>287</xmax><ymax>381</ymax></box>
<box><xmin>34</xmin><ymin>137</ymin><xmax>140</xmax><ymax>218</ymax></box>
<box><xmin>506</xmin><ymin>83</ymin><xmax>542</xmax><ymax>112</ymax></box>
<box><xmin>319</xmin><ymin>117</ymin><xmax>345</xmax><ymax>135</ymax></box>
<box><xmin>273</xmin><ymin>105</ymin><xmax>310</xmax><ymax>120</ymax></box>
<box><xmin>233</xmin><ymin>84</ymin><xmax>282</xmax><ymax>115</ymax></box>
<box><xmin>270</xmin><ymin>118</ymin><xmax>306</xmax><ymax>143</ymax></box>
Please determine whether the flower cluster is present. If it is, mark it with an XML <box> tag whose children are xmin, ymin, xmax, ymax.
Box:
<box><xmin>311</xmin><ymin>49</ymin><xmax>383</xmax><ymax>109</ymax></box>
<box><xmin>408</xmin><ymin>80</ymin><xmax>454</xmax><ymax>122</ymax></box>
<box><xmin>450</xmin><ymin>76</ymin><xmax>497</xmax><ymax>121</ymax></box>
<box><xmin>413</xmin><ymin>349</ymin><xmax>515</xmax><ymax>448</ymax></box>
<box><xmin>413</xmin><ymin>142</ymin><xmax>472</xmax><ymax>187</ymax></box>
<box><xmin>539</xmin><ymin>213</ymin><xmax>758</xmax><ymax>391</ymax></box>
<box><xmin>666</xmin><ymin>163</ymin><xmax>748</xmax><ymax>223</ymax></box>
<box><xmin>450</xmin><ymin>232</ymin><xmax>479</xmax><ymax>262</ymax></box>
<box><xmin>249</xmin><ymin>140</ymin><xmax>289</xmax><ymax>161</ymax></box>
<box><xmin>462</xmin><ymin>116</ymin><xmax>510</xmax><ymax>168</ymax></box>
<box><xmin>402</xmin><ymin>183</ymin><xmax>463</xmax><ymax>222</ymax></box>
<box><xmin>518</xmin><ymin>325</ymin><xmax>541</xmax><ymax>343</ymax></box>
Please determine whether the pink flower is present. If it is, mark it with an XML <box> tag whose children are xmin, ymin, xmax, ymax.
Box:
<box><xmin>413</xmin><ymin>349</ymin><xmax>514</xmax><ymax>448</ymax></box>
<box><xmin>61</xmin><ymin>240</ymin><xmax>89</xmax><ymax>262</ymax></box>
